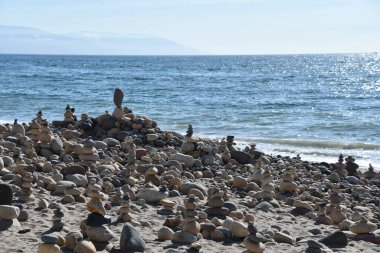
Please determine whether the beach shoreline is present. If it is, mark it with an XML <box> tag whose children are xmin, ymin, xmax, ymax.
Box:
<box><xmin>0</xmin><ymin>93</ymin><xmax>379</xmax><ymax>252</ymax></box>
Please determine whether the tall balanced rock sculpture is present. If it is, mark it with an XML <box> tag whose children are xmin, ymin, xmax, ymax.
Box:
<box><xmin>112</xmin><ymin>88</ymin><xmax>124</xmax><ymax>120</ymax></box>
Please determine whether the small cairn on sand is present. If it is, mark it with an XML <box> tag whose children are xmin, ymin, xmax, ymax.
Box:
<box><xmin>205</xmin><ymin>187</ymin><xmax>229</xmax><ymax>217</ymax></box>
<box><xmin>77</xmin><ymin>137</ymin><xmax>99</xmax><ymax>165</ymax></box>
<box><xmin>117</xmin><ymin>193</ymin><xmax>132</xmax><ymax>222</ymax></box>
<box><xmin>349</xmin><ymin>216</ymin><xmax>377</xmax><ymax>235</ymax></box>
<box><xmin>38</xmin><ymin>233</ymin><xmax>61</xmax><ymax>253</ymax></box>
<box><xmin>144</xmin><ymin>167</ymin><xmax>161</xmax><ymax>187</ymax></box>
<box><xmin>51</xmin><ymin>207</ymin><xmax>65</xmax><ymax>232</ymax></box>
<box><xmin>85</xmin><ymin>189</ymin><xmax>114</xmax><ymax>244</ymax></box>
<box><xmin>172</xmin><ymin>195</ymin><xmax>201</xmax><ymax>245</ymax></box>
<box><xmin>18</xmin><ymin>171</ymin><xmax>35</xmax><ymax>203</ymax></box>
<box><xmin>158</xmin><ymin>197</ymin><xmax>177</xmax><ymax>215</ymax></box>
<box><xmin>0</xmin><ymin>184</ymin><xmax>21</xmax><ymax>232</ymax></box>
<box><xmin>244</xmin><ymin>222</ymin><xmax>265</xmax><ymax>253</ymax></box>
<box><xmin>28</xmin><ymin>120</ymin><xmax>41</xmax><ymax>142</ymax></box>
<box><xmin>279</xmin><ymin>167</ymin><xmax>298</xmax><ymax>196</ymax></box>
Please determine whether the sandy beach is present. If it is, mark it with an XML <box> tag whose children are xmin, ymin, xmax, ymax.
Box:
<box><xmin>0</xmin><ymin>89</ymin><xmax>379</xmax><ymax>253</ymax></box>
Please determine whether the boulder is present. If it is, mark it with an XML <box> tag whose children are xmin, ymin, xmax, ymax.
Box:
<box><xmin>120</xmin><ymin>224</ymin><xmax>146</xmax><ymax>252</ymax></box>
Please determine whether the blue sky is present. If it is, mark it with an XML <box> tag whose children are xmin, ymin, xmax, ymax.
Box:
<box><xmin>0</xmin><ymin>0</ymin><xmax>379</xmax><ymax>54</ymax></box>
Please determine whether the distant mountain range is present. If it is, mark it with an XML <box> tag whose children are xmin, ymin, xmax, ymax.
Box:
<box><xmin>0</xmin><ymin>25</ymin><xmax>200</xmax><ymax>55</ymax></box>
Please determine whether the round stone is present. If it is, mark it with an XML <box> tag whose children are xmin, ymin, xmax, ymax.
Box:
<box><xmin>157</xmin><ymin>226</ymin><xmax>174</xmax><ymax>241</ymax></box>
<box><xmin>74</xmin><ymin>240</ymin><xmax>96</xmax><ymax>253</ymax></box>
<box><xmin>229</xmin><ymin>221</ymin><xmax>249</xmax><ymax>238</ymax></box>
<box><xmin>41</xmin><ymin>234</ymin><xmax>59</xmax><ymax>244</ymax></box>
<box><xmin>38</xmin><ymin>243</ymin><xmax>60</xmax><ymax>253</ymax></box>
<box><xmin>171</xmin><ymin>231</ymin><xmax>197</xmax><ymax>245</ymax></box>
<box><xmin>86</xmin><ymin>225</ymin><xmax>114</xmax><ymax>242</ymax></box>
<box><xmin>0</xmin><ymin>205</ymin><xmax>20</xmax><ymax>220</ymax></box>
<box><xmin>65</xmin><ymin>231</ymin><xmax>83</xmax><ymax>250</ymax></box>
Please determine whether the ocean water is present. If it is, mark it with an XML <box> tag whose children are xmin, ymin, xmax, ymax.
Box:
<box><xmin>0</xmin><ymin>54</ymin><xmax>379</xmax><ymax>169</ymax></box>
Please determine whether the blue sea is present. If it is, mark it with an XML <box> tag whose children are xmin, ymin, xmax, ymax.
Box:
<box><xmin>0</xmin><ymin>54</ymin><xmax>379</xmax><ymax>169</ymax></box>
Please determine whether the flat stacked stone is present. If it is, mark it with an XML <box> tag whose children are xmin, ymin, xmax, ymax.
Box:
<box><xmin>158</xmin><ymin>198</ymin><xmax>176</xmax><ymax>215</ymax></box>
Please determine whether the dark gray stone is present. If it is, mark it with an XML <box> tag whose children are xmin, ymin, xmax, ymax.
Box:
<box><xmin>319</xmin><ymin>231</ymin><xmax>348</xmax><ymax>248</ymax></box>
<box><xmin>120</xmin><ymin>224</ymin><xmax>146</xmax><ymax>252</ymax></box>
<box><xmin>114</xmin><ymin>88</ymin><xmax>124</xmax><ymax>108</ymax></box>
<box><xmin>230</xmin><ymin>150</ymin><xmax>253</xmax><ymax>164</ymax></box>
<box><xmin>86</xmin><ymin>212</ymin><xmax>111</xmax><ymax>227</ymax></box>
<box><xmin>62</xmin><ymin>165</ymin><xmax>86</xmax><ymax>175</ymax></box>
<box><xmin>0</xmin><ymin>183</ymin><xmax>13</xmax><ymax>205</ymax></box>
<box><xmin>41</xmin><ymin>234</ymin><xmax>59</xmax><ymax>244</ymax></box>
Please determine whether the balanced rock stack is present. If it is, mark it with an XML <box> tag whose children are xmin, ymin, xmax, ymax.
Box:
<box><xmin>34</xmin><ymin>110</ymin><xmax>45</xmax><ymax>124</ymax></box>
<box><xmin>181</xmin><ymin>124</ymin><xmax>197</xmax><ymax>153</ymax></box>
<box><xmin>64</xmin><ymin>104</ymin><xmax>76</xmax><ymax>123</ymax></box>
<box><xmin>205</xmin><ymin>187</ymin><xmax>229</xmax><ymax>217</ymax></box>
<box><xmin>279</xmin><ymin>167</ymin><xmax>298</xmax><ymax>196</ymax></box>
<box><xmin>28</xmin><ymin>120</ymin><xmax>41</xmax><ymax>142</ymax></box>
<box><xmin>158</xmin><ymin>198</ymin><xmax>176</xmax><ymax>215</ymax></box>
<box><xmin>85</xmin><ymin>189</ymin><xmax>114</xmax><ymax>244</ymax></box>
<box><xmin>0</xmin><ymin>204</ymin><xmax>20</xmax><ymax>231</ymax></box>
<box><xmin>349</xmin><ymin>216</ymin><xmax>377</xmax><ymax>236</ymax></box>
<box><xmin>112</xmin><ymin>87</ymin><xmax>124</xmax><ymax>120</ymax></box>
<box><xmin>24</xmin><ymin>139</ymin><xmax>37</xmax><ymax>158</ymax></box>
<box><xmin>51</xmin><ymin>207</ymin><xmax>65</xmax><ymax>232</ymax></box>
<box><xmin>77</xmin><ymin>138</ymin><xmax>99</xmax><ymax>164</ymax></box>
<box><xmin>333</xmin><ymin>154</ymin><xmax>348</xmax><ymax>178</ymax></box>
<box><xmin>18</xmin><ymin>171</ymin><xmax>35</xmax><ymax>202</ymax></box>
<box><xmin>244</xmin><ymin>222</ymin><xmax>265</xmax><ymax>253</ymax></box>
<box><xmin>11</xmin><ymin>119</ymin><xmax>25</xmax><ymax>137</ymax></box>
<box><xmin>117</xmin><ymin>193</ymin><xmax>132</xmax><ymax>222</ymax></box>
<box><xmin>144</xmin><ymin>167</ymin><xmax>161</xmax><ymax>187</ymax></box>
<box><xmin>38</xmin><ymin>234</ymin><xmax>61</xmax><ymax>253</ymax></box>
<box><xmin>172</xmin><ymin>195</ymin><xmax>201</xmax><ymax>245</ymax></box>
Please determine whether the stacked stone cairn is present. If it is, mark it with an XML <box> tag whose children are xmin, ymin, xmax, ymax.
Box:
<box><xmin>28</xmin><ymin>120</ymin><xmax>41</xmax><ymax>142</ymax></box>
<box><xmin>327</xmin><ymin>184</ymin><xmax>347</xmax><ymax>225</ymax></box>
<box><xmin>158</xmin><ymin>197</ymin><xmax>176</xmax><ymax>215</ymax></box>
<box><xmin>64</xmin><ymin>104</ymin><xmax>76</xmax><ymax>123</ymax></box>
<box><xmin>39</xmin><ymin>233</ymin><xmax>62</xmax><ymax>253</ymax></box>
<box><xmin>244</xmin><ymin>222</ymin><xmax>265</xmax><ymax>253</ymax></box>
<box><xmin>85</xmin><ymin>189</ymin><xmax>114</xmax><ymax>245</ymax></box>
<box><xmin>117</xmin><ymin>193</ymin><xmax>132</xmax><ymax>222</ymax></box>
<box><xmin>172</xmin><ymin>195</ymin><xmax>201</xmax><ymax>245</ymax></box>
<box><xmin>51</xmin><ymin>207</ymin><xmax>65</xmax><ymax>232</ymax></box>
<box><xmin>19</xmin><ymin>171</ymin><xmax>35</xmax><ymax>202</ymax></box>
<box><xmin>180</xmin><ymin>124</ymin><xmax>198</xmax><ymax>154</ymax></box>
<box><xmin>0</xmin><ymin>183</ymin><xmax>21</xmax><ymax>231</ymax></box>
<box><xmin>77</xmin><ymin>137</ymin><xmax>99</xmax><ymax>165</ymax></box>
<box><xmin>205</xmin><ymin>187</ymin><xmax>229</xmax><ymax>217</ymax></box>
<box><xmin>333</xmin><ymin>154</ymin><xmax>348</xmax><ymax>178</ymax></box>
<box><xmin>279</xmin><ymin>167</ymin><xmax>299</xmax><ymax>196</ymax></box>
